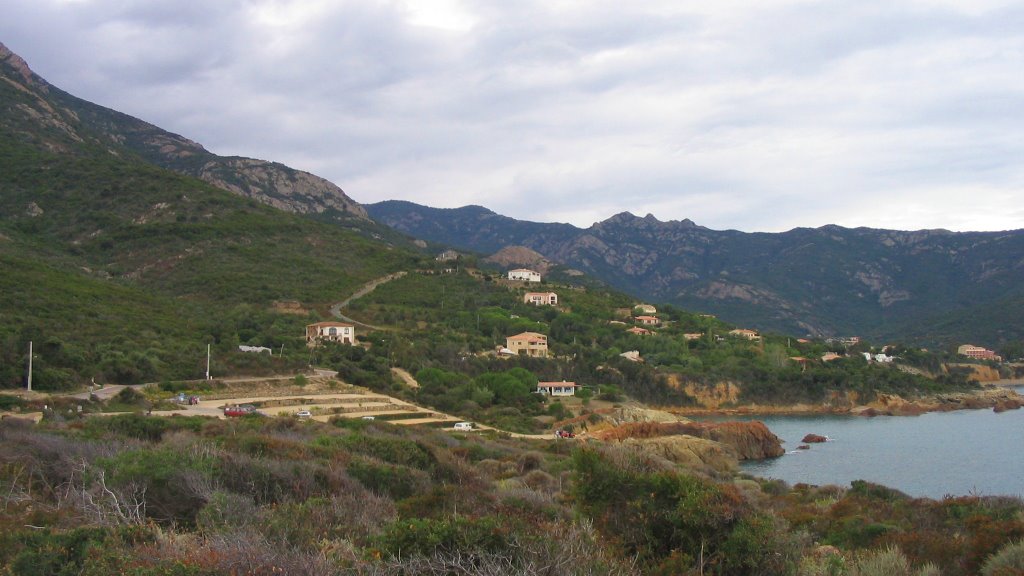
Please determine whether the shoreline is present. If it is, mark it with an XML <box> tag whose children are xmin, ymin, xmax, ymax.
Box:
<box><xmin>664</xmin><ymin>383</ymin><xmax>1024</xmax><ymax>419</ymax></box>
<box><xmin>986</xmin><ymin>377</ymin><xmax>1024</xmax><ymax>388</ymax></box>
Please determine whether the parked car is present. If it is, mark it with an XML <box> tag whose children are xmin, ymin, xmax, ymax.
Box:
<box><xmin>295</xmin><ymin>410</ymin><xmax>312</xmax><ymax>419</ymax></box>
<box><xmin>361</xmin><ymin>416</ymin><xmax>375</xmax><ymax>420</ymax></box>
<box><xmin>453</xmin><ymin>422</ymin><xmax>474</xmax><ymax>431</ymax></box>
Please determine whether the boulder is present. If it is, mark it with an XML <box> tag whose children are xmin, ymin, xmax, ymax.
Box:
<box><xmin>993</xmin><ymin>399</ymin><xmax>1023</xmax><ymax>413</ymax></box>
<box><xmin>802</xmin><ymin>434</ymin><xmax>828</xmax><ymax>443</ymax></box>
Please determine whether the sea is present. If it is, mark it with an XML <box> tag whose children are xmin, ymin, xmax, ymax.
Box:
<box><xmin>737</xmin><ymin>387</ymin><xmax>1024</xmax><ymax>499</ymax></box>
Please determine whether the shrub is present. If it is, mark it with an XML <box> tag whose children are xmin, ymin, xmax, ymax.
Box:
<box><xmin>850</xmin><ymin>546</ymin><xmax>939</xmax><ymax>576</ymax></box>
<box><xmin>371</xmin><ymin>516</ymin><xmax>510</xmax><ymax>559</ymax></box>
<box><xmin>338</xmin><ymin>433</ymin><xmax>435</xmax><ymax>470</ymax></box>
<box><xmin>347</xmin><ymin>458</ymin><xmax>430</xmax><ymax>500</ymax></box>
<box><xmin>571</xmin><ymin>446</ymin><xmax>747</xmax><ymax>568</ymax></box>
<box><xmin>718</xmin><ymin>513</ymin><xmax>806</xmax><ymax>575</ymax></box>
<box><xmin>0</xmin><ymin>395</ymin><xmax>26</xmax><ymax>410</ymax></box>
<box><xmin>982</xmin><ymin>539</ymin><xmax>1024</xmax><ymax>576</ymax></box>
<box><xmin>112</xmin><ymin>386</ymin><xmax>147</xmax><ymax>406</ymax></box>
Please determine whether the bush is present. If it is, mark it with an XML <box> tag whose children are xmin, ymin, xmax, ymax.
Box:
<box><xmin>112</xmin><ymin>386</ymin><xmax>147</xmax><ymax>406</ymax></box>
<box><xmin>338</xmin><ymin>433</ymin><xmax>435</xmax><ymax>470</ymax></box>
<box><xmin>850</xmin><ymin>546</ymin><xmax>939</xmax><ymax>576</ymax></box>
<box><xmin>982</xmin><ymin>539</ymin><xmax>1024</xmax><ymax>576</ymax></box>
<box><xmin>347</xmin><ymin>459</ymin><xmax>430</xmax><ymax>500</ymax></box>
<box><xmin>371</xmin><ymin>516</ymin><xmax>510</xmax><ymax>559</ymax></box>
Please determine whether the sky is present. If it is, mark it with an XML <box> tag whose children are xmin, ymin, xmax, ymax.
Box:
<box><xmin>2</xmin><ymin>0</ymin><xmax>1023</xmax><ymax>232</ymax></box>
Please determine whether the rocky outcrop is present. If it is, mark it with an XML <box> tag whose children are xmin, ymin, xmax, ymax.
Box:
<box><xmin>857</xmin><ymin>388</ymin><xmax>1024</xmax><ymax>416</ymax></box>
<box><xmin>705</xmin><ymin>421</ymin><xmax>786</xmax><ymax>460</ymax></box>
<box><xmin>484</xmin><ymin>246</ymin><xmax>555</xmax><ymax>273</ymax></box>
<box><xmin>594</xmin><ymin>420</ymin><xmax>784</xmax><ymax>461</ymax></box>
<box><xmin>802</xmin><ymin>434</ymin><xmax>828</xmax><ymax>443</ymax></box>
<box><xmin>0</xmin><ymin>42</ymin><xmax>41</xmax><ymax>88</ymax></box>
<box><xmin>619</xmin><ymin>436</ymin><xmax>737</xmax><ymax>477</ymax></box>
<box><xmin>593</xmin><ymin>406</ymin><xmax>688</xmax><ymax>426</ymax></box>
<box><xmin>198</xmin><ymin>158</ymin><xmax>367</xmax><ymax>219</ymax></box>
<box><xmin>945</xmin><ymin>364</ymin><xmax>1001</xmax><ymax>383</ymax></box>
<box><xmin>993</xmin><ymin>398</ymin><xmax>1023</xmax><ymax>413</ymax></box>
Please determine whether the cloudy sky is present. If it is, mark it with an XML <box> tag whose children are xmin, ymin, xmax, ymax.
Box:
<box><xmin>3</xmin><ymin>0</ymin><xmax>1022</xmax><ymax>232</ymax></box>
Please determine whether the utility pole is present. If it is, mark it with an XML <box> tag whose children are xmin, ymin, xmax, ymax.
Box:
<box><xmin>205</xmin><ymin>343</ymin><xmax>211</xmax><ymax>380</ymax></box>
<box><xmin>26</xmin><ymin>341</ymin><xmax>32</xmax><ymax>392</ymax></box>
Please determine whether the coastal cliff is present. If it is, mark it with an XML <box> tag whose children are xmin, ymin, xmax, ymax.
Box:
<box><xmin>592</xmin><ymin>420</ymin><xmax>785</xmax><ymax>476</ymax></box>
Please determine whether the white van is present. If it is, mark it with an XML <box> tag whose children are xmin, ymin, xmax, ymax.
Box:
<box><xmin>453</xmin><ymin>422</ymin><xmax>474</xmax><ymax>431</ymax></box>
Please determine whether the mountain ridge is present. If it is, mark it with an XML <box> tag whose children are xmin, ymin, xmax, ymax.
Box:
<box><xmin>366</xmin><ymin>200</ymin><xmax>1024</xmax><ymax>347</ymax></box>
<box><xmin>0</xmin><ymin>41</ymin><xmax>367</xmax><ymax>223</ymax></box>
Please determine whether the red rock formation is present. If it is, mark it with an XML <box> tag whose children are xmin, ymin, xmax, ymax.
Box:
<box><xmin>593</xmin><ymin>420</ymin><xmax>784</xmax><ymax>460</ymax></box>
<box><xmin>802</xmin><ymin>434</ymin><xmax>828</xmax><ymax>443</ymax></box>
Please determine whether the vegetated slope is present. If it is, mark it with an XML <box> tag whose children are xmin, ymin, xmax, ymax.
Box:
<box><xmin>366</xmin><ymin>201</ymin><xmax>1024</xmax><ymax>348</ymax></box>
<box><xmin>0</xmin><ymin>53</ymin><xmax>420</xmax><ymax>389</ymax></box>
<box><xmin>334</xmin><ymin>265</ymin><xmax>978</xmax><ymax>433</ymax></box>
<box><xmin>5</xmin><ymin>414</ymin><xmax>1023</xmax><ymax>575</ymax></box>
<box><xmin>0</xmin><ymin>41</ymin><xmax>369</xmax><ymax>225</ymax></box>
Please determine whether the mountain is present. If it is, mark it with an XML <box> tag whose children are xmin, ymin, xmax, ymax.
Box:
<box><xmin>366</xmin><ymin>201</ymin><xmax>1024</xmax><ymax>347</ymax></box>
<box><xmin>0</xmin><ymin>41</ymin><xmax>366</xmax><ymax>223</ymax></box>
<box><xmin>0</xmin><ymin>42</ymin><xmax>416</xmax><ymax>389</ymax></box>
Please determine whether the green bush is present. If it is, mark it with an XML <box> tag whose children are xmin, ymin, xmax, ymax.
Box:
<box><xmin>338</xmin><ymin>433</ymin><xmax>435</xmax><ymax>470</ymax></box>
<box><xmin>347</xmin><ymin>458</ymin><xmax>429</xmax><ymax>500</ymax></box>
<box><xmin>371</xmin><ymin>516</ymin><xmax>510</xmax><ymax>559</ymax></box>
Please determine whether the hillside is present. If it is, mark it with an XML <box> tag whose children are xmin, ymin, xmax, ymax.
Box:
<box><xmin>366</xmin><ymin>200</ymin><xmax>1024</xmax><ymax>348</ymax></box>
<box><xmin>0</xmin><ymin>41</ymin><xmax>380</xmax><ymax>228</ymax></box>
<box><xmin>4</xmin><ymin>407</ymin><xmax>1023</xmax><ymax>575</ymax></box>
<box><xmin>0</xmin><ymin>45</ymin><xmax>419</xmax><ymax>389</ymax></box>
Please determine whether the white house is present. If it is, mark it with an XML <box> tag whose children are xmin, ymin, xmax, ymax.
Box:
<box><xmin>729</xmin><ymin>329</ymin><xmax>761</xmax><ymax>341</ymax></box>
<box><xmin>508</xmin><ymin>268</ymin><xmax>541</xmax><ymax>282</ymax></box>
<box><xmin>306</xmin><ymin>321</ymin><xmax>355</xmax><ymax>346</ymax></box>
<box><xmin>524</xmin><ymin>292</ymin><xmax>558</xmax><ymax>306</ymax></box>
<box><xmin>536</xmin><ymin>381</ymin><xmax>579</xmax><ymax>396</ymax></box>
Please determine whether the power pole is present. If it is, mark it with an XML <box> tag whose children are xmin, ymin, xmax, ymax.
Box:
<box><xmin>26</xmin><ymin>341</ymin><xmax>32</xmax><ymax>392</ymax></box>
<box><xmin>205</xmin><ymin>343</ymin><xmax>211</xmax><ymax>380</ymax></box>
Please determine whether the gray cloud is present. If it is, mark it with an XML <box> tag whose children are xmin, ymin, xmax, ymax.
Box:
<box><xmin>2</xmin><ymin>0</ymin><xmax>1021</xmax><ymax>232</ymax></box>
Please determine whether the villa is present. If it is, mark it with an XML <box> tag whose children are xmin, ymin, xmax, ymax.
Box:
<box><xmin>506</xmin><ymin>331</ymin><xmax>549</xmax><ymax>357</ymax></box>
<box><xmin>305</xmin><ymin>321</ymin><xmax>355</xmax><ymax>346</ymax></box>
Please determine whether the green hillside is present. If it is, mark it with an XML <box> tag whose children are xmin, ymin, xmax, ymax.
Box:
<box><xmin>0</xmin><ymin>136</ymin><xmax>416</xmax><ymax>389</ymax></box>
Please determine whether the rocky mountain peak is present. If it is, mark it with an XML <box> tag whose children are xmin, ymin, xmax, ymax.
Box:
<box><xmin>0</xmin><ymin>43</ymin><xmax>368</xmax><ymax>222</ymax></box>
<box><xmin>0</xmin><ymin>42</ymin><xmax>42</xmax><ymax>88</ymax></box>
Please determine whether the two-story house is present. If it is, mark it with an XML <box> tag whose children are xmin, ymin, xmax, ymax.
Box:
<box><xmin>506</xmin><ymin>332</ymin><xmax>548</xmax><ymax>357</ymax></box>
<box><xmin>524</xmin><ymin>292</ymin><xmax>558</xmax><ymax>306</ymax></box>
<box><xmin>306</xmin><ymin>321</ymin><xmax>355</xmax><ymax>346</ymax></box>
<box><xmin>508</xmin><ymin>269</ymin><xmax>542</xmax><ymax>282</ymax></box>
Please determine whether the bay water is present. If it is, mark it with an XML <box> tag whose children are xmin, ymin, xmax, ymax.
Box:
<box><xmin>738</xmin><ymin>387</ymin><xmax>1024</xmax><ymax>499</ymax></box>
